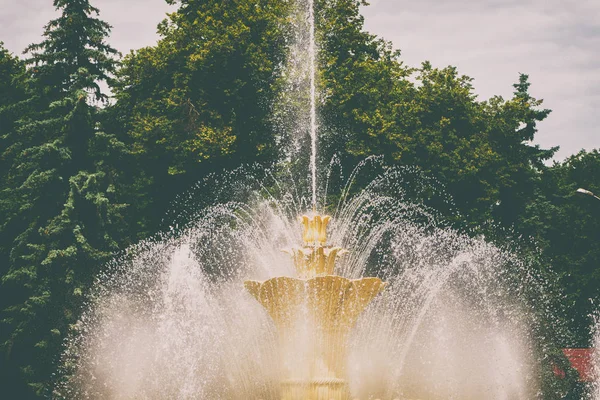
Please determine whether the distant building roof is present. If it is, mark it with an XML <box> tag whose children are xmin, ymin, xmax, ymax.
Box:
<box><xmin>562</xmin><ymin>348</ymin><xmax>596</xmax><ymax>382</ymax></box>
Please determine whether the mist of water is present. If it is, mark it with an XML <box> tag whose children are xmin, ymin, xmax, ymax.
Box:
<box><xmin>56</xmin><ymin>163</ymin><xmax>551</xmax><ymax>399</ymax></box>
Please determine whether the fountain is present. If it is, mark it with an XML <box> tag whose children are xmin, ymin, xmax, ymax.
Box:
<box><xmin>244</xmin><ymin>214</ymin><xmax>386</xmax><ymax>399</ymax></box>
<box><xmin>56</xmin><ymin>163</ymin><xmax>543</xmax><ymax>399</ymax></box>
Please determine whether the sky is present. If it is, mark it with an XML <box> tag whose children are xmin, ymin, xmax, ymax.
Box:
<box><xmin>0</xmin><ymin>0</ymin><xmax>598</xmax><ymax>161</ymax></box>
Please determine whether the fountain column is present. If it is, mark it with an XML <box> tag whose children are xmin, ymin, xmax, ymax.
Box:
<box><xmin>245</xmin><ymin>215</ymin><xmax>386</xmax><ymax>400</ymax></box>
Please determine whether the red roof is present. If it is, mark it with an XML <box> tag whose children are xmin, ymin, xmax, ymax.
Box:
<box><xmin>562</xmin><ymin>348</ymin><xmax>596</xmax><ymax>382</ymax></box>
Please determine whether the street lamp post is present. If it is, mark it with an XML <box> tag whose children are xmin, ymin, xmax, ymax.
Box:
<box><xmin>576</xmin><ymin>188</ymin><xmax>600</xmax><ymax>202</ymax></box>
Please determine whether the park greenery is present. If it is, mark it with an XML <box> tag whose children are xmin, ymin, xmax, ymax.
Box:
<box><xmin>0</xmin><ymin>0</ymin><xmax>598</xmax><ymax>398</ymax></box>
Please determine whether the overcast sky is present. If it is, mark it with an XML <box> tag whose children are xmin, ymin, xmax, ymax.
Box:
<box><xmin>1</xmin><ymin>0</ymin><xmax>598</xmax><ymax>160</ymax></box>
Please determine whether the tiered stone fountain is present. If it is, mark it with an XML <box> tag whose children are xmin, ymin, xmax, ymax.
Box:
<box><xmin>245</xmin><ymin>215</ymin><xmax>386</xmax><ymax>400</ymax></box>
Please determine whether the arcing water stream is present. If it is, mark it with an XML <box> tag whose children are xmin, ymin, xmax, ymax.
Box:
<box><xmin>56</xmin><ymin>161</ymin><xmax>551</xmax><ymax>399</ymax></box>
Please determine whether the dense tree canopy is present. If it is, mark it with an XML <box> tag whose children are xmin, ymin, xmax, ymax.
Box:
<box><xmin>0</xmin><ymin>0</ymin><xmax>125</xmax><ymax>396</ymax></box>
<box><xmin>0</xmin><ymin>42</ymin><xmax>27</xmax><ymax>260</ymax></box>
<box><xmin>0</xmin><ymin>0</ymin><xmax>597</xmax><ymax>397</ymax></box>
<box><xmin>105</xmin><ymin>0</ymin><xmax>294</xmax><ymax>236</ymax></box>
<box><xmin>516</xmin><ymin>150</ymin><xmax>600</xmax><ymax>342</ymax></box>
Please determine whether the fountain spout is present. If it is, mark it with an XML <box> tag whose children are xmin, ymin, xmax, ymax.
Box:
<box><xmin>245</xmin><ymin>214</ymin><xmax>386</xmax><ymax>400</ymax></box>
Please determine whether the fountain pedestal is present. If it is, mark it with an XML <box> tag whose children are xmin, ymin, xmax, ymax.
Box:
<box><xmin>245</xmin><ymin>215</ymin><xmax>386</xmax><ymax>400</ymax></box>
<box><xmin>281</xmin><ymin>378</ymin><xmax>348</xmax><ymax>400</ymax></box>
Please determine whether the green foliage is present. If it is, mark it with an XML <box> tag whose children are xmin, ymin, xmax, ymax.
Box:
<box><xmin>106</xmin><ymin>0</ymin><xmax>294</xmax><ymax>236</ymax></box>
<box><xmin>23</xmin><ymin>0</ymin><xmax>119</xmax><ymax>101</ymax></box>
<box><xmin>517</xmin><ymin>150</ymin><xmax>600</xmax><ymax>343</ymax></box>
<box><xmin>312</xmin><ymin>0</ymin><xmax>557</xmax><ymax>227</ymax></box>
<box><xmin>0</xmin><ymin>42</ymin><xmax>30</xmax><ymax>399</ymax></box>
<box><xmin>0</xmin><ymin>42</ymin><xmax>25</xmax><ymax>106</ymax></box>
<box><xmin>0</xmin><ymin>43</ymin><xmax>27</xmax><ymax>257</ymax></box>
<box><xmin>322</xmin><ymin>44</ymin><xmax>556</xmax><ymax>226</ymax></box>
<box><xmin>0</xmin><ymin>0</ymin><xmax>125</xmax><ymax>396</ymax></box>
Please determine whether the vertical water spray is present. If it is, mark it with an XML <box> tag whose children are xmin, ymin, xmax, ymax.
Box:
<box><xmin>308</xmin><ymin>0</ymin><xmax>318</xmax><ymax>209</ymax></box>
<box><xmin>273</xmin><ymin>0</ymin><xmax>319</xmax><ymax>209</ymax></box>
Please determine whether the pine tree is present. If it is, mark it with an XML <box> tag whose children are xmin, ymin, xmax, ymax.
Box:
<box><xmin>490</xmin><ymin>74</ymin><xmax>557</xmax><ymax>226</ymax></box>
<box><xmin>0</xmin><ymin>43</ymin><xmax>29</xmax><ymax>397</ymax></box>
<box><xmin>0</xmin><ymin>1</ymin><xmax>126</xmax><ymax>396</ymax></box>
<box><xmin>0</xmin><ymin>42</ymin><xmax>27</xmax><ymax>261</ymax></box>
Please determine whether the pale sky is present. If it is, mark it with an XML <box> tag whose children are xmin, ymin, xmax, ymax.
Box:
<box><xmin>1</xmin><ymin>0</ymin><xmax>598</xmax><ymax>160</ymax></box>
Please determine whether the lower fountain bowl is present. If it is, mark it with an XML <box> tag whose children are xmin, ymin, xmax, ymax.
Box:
<box><xmin>281</xmin><ymin>378</ymin><xmax>349</xmax><ymax>400</ymax></box>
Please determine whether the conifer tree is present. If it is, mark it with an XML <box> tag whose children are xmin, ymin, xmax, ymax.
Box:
<box><xmin>490</xmin><ymin>74</ymin><xmax>557</xmax><ymax>226</ymax></box>
<box><xmin>0</xmin><ymin>1</ymin><xmax>126</xmax><ymax>396</ymax></box>
<box><xmin>0</xmin><ymin>42</ymin><xmax>27</xmax><ymax>258</ymax></box>
<box><xmin>0</xmin><ymin>44</ymin><xmax>28</xmax><ymax>397</ymax></box>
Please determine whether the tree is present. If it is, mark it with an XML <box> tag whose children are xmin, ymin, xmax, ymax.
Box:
<box><xmin>0</xmin><ymin>42</ymin><xmax>27</xmax><ymax>271</ymax></box>
<box><xmin>318</xmin><ymin>0</ymin><xmax>411</xmax><ymax>164</ymax></box>
<box><xmin>105</xmin><ymin>0</ymin><xmax>294</xmax><ymax>236</ymax></box>
<box><xmin>0</xmin><ymin>0</ymin><xmax>125</xmax><ymax>396</ymax></box>
<box><xmin>0</xmin><ymin>42</ymin><xmax>26</xmax><ymax>135</ymax></box>
<box><xmin>517</xmin><ymin>150</ymin><xmax>600</xmax><ymax>344</ymax></box>
<box><xmin>488</xmin><ymin>74</ymin><xmax>556</xmax><ymax>227</ymax></box>
<box><xmin>320</xmin><ymin>29</ymin><xmax>557</xmax><ymax>227</ymax></box>
<box><xmin>0</xmin><ymin>42</ymin><xmax>28</xmax><ymax>397</ymax></box>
